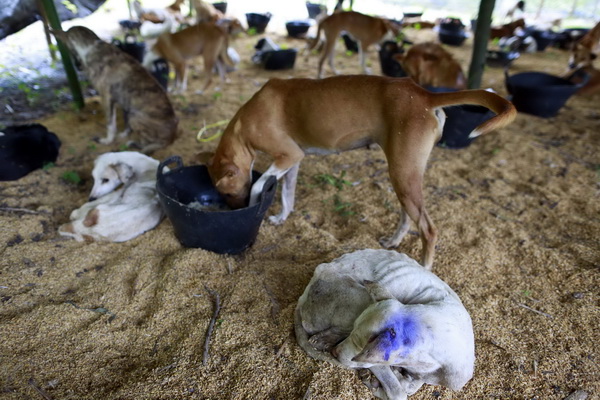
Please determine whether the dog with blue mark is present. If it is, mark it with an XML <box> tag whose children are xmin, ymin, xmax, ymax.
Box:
<box><xmin>295</xmin><ymin>249</ymin><xmax>475</xmax><ymax>400</ymax></box>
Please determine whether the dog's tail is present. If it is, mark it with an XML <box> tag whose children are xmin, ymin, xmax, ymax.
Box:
<box><xmin>429</xmin><ymin>89</ymin><xmax>517</xmax><ymax>139</ymax></box>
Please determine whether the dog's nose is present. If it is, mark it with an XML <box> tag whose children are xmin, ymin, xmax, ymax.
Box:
<box><xmin>88</xmin><ymin>196</ymin><xmax>97</xmax><ymax>202</ymax></box>
<box><xmin>569</xmin><ymin>62</ymin><xmax>576</xmax><ymax>69</ymax></box>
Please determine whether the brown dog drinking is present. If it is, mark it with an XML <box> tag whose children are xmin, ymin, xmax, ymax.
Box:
<box><xmin>201</xmin><ymin>75</ymin><xmax>516</xmax><ymax>269</ymax></box>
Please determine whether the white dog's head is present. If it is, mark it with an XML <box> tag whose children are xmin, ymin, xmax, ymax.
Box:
<box><xmin>89</xmin><ymin>152</ymin><xmax>159</xmax><ymax>201</ymax></box>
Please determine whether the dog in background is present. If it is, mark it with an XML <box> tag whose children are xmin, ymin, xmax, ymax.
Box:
<box><xmin>307</xmin><ymin>11</ymin><xmax>400</xmax><ymax>78</ymax></box>
<box><xmin>59</xmin><ymin>152</ymin><xmax>164</xmax><ymax>242</ymax></box>
<box><xmin>199</xmin><ymin>75</ymin><xmax>516</xmax><ymax>268</ymax></box>
<box><xmin>52</xmin><ymin>26</ymin><xmax>178</xmax><ymax>154</ymax></box>
<box><xmin>143</xmin><ymin>20</ymin><xmax>238</xmax><ymax>93</ymax></box>
<box><xmin>193</xmin><ymin>0</ymin><xmax>224</xmax><ymax>22</ymax></box>
<box><xmin>394</xmin><ymin>42</ymin><xmax>466</xmax><ymax>89</ymax></box>
<box><xmin>489</xmin><ymin>18</ymin><xmax>526</xmax><ymax>40</ymax></box>
<box><xmin>568</xmin><ymin>20</ymin><xmax>600</xmax><ymax>70</ymax></box>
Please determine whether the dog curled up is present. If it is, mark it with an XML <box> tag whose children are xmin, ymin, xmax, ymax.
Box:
<box><xmin>59</xmin><ymin>152</ymin><xmax>164</xmax><ymax>242</ymax></box>
<box><xmin>52</xmin><ymin>26</ymin><xmax>179</xmax><ymax>154</ymax></box>
<box><xmin>295</xmin><ymin>249</ymin><xmax>475</xmax><ymax>400</ymax></box>
<box><xmin>199</xmin><ymin>75</ymin><xmax>516</xmax><ymax>268</ymax></box>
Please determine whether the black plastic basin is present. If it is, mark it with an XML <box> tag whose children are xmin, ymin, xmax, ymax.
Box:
<box><xmin>156</xmin><ymin>156</ymin><xmax>277</xmax><ymax>254</ymax></box>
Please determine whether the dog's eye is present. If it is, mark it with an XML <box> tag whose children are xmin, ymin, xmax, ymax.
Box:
<box><xmin>101</xmin><ymin>178</ymin><xmax>109</xmax><ymax>184</ymax></box>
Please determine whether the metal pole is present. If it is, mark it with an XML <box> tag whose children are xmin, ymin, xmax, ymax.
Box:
<box><xmin>467</xmin><ymin>0</ymin><xmax>496</xmax><ymax>89</ymax></box>
<box><xmin>39</xmin><ymin>0</ymin><xmax>85</xmax><ymax>110</ymax></box>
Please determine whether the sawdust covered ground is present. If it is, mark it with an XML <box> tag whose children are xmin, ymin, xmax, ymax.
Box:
<box><xmin>0</xmin><ymin>25</ymin><xmax>599</xmax><ymax>400</ymax></box>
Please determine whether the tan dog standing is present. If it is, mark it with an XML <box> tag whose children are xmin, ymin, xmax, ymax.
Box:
<box><xmin>52</xmin><ymin>26</ymin><xmax>178</xmax><ymax>153</ymax></box>
<box><xmin>394</xmin><ymin>42</ymin><xmax>466</xmax><ymax>89</ymax></box>
<box><xmin>143</xmin><ymin>21</ymin><xmax>237</xmax><ymax>93</ymax></box>
<box><xmin>201</xmin><ymin>75</ymin><xmax>516</xmax><ymax>268</ymax></box>
<box><xmin>308</xmin><ymin>11</ymin><xmax>400</xmax><ymax>78</ymax></box>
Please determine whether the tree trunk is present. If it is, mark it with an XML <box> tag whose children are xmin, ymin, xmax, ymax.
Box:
<box><xmin>468</xmin><ymin>0</ymin><xmax>496</xmax><ymax>89</ymax></box>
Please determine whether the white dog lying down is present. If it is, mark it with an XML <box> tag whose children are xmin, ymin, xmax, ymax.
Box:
<box><xmin>59</xmin><ymin>152</ymin><xmax>164</xmax><ymax>242</ymax></box>
<box><xmin>295</xmin><ymin>249</ymin><xmax>475</xmax><ymax>400</ymax></box>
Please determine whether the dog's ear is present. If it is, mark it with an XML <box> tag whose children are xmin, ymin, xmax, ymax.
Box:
<box><xmin>196</xmin><ymin>151</ymin><xmax>215</xmax><ymax>166</ymax></box>
<box><xmin>111</xmin><ymin>162</ymin><xmax>135</xmax><ymax>184</ymax></box>
<box><xmin>363</xmin><ymin>280</ymin><xmax>395</xmax><ymax>302</ymax></box>
<box><xmin>215</xmin><ymin>164</ymin><xmax>240</xmax><ymax>189</ymax></box>
<box><xmin>351</xmin><ymin>314</ymin><xmax>421</xmax><ymax>363</ymax></box>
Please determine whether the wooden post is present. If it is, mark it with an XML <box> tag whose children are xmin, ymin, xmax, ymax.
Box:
<box><xmin>39</xmin><ymin>0</ymin><xmax>85</xmax><ymax>110</ymax></box>
<box><xmin>467</xmin><ymin>0</ymin><xmax>496</xmax><ymax>89</ymax></box>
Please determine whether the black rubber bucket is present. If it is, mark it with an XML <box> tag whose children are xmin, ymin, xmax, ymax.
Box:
<box><xmin>213</xmin><ymin>2</ymin><xmax>227</xmax><ymax>14</ymax></box>
<box><xmin>306</xmin><ymin>2</ymin><xmax>324</xmax><ymax>19</ymax></box>
<box><xmin>246</xmin><ymin>13</ymin><xmax>272</xmax><ymax>33</ymax></box>
<box><xmin>531</xmin><ymin>30</ymin><xmax>557</xmax><ymax>51</ymax></box>
<box><xmin>0</xmin><ymin>123</ymin><xmax>61</xmax><ymax>181</ymax></box>
<box><xmin>439</xmin><ymin>18</ymin><xmax>465</xmax><ymax>33</ymax></box>
<box><xmin>505</xmin><ymin>70</ymin><xmax>589</xmax><ymax>118</ymax></box>
<box><xmin>427</xmin><ymin>86</ymin><xmax>495</xmax><ymax>149</ymax></box>
<box><xmin>286</xmin><ymin>20</ymin><xmax>311</xmax><ymax>38</ymax></box>
<box><xmin>378</xmin><ymin>40</ymin><xmax>406</xmax><ymax>77</ymax></box>
<box><xmin>112</xmin><ymin>34</ymin><xmax>145</xmax><ymax>63</ymax></box>
<box><xmin>342</xmin><ymin>32</ymin><xmax>359</xmax><ymax>52</ymax></box>
<box><xmin>156</xmin><ymin>156</ymin><xmax>277</xmax><ymax>254</ymax></box>
<box><xmin>438</xmin><ymin>29</ymin><xmax>467</xmax><ymax>46</ymax></box>
<box><xmin>151</xmin><ymin>58</ymin><xmax>169</xmax><ymax>91</ymax></box>
<box><xmin>262</xmin><ymin>49</ymin><xmax>298</xmax><ymax>70</ymax></box>
<box><xmin>486</xmin><ymin>50</ymin><xmax>519</xmax><ymax>68</ymax></box>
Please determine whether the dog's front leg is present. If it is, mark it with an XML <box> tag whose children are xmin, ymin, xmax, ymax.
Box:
<box><xmin>368</xmin><ymin>365</ymin><xmax>407</xmax><ymax>400</ymax></box>
<box><xmin>358</xmin><ymin>42</ymin><xmax>372</xmax><ymax>75</ymax></box>
<box><xmin>100</xmin><ymin>99</ymin><xmax>118</xmax><ymax>145</ymax></box>
<box><xmin>268</xmin><ymin>163</ymin><xmax>299</xmax><ymax>225</ymax></box>
<box><xmin>249</xmin><ymin>163</ymin><xmax>298</xmax><ymax>221</ymax></box>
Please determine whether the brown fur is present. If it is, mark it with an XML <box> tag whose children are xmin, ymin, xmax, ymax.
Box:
<box><xmin>202</xmin><ymin>75</ymin><xmax>516</xmax><ymax>268</ymax></box>
<box><xmin>147</xmin><ymin>21</ymin><xmax>235</xmax><ymax>93</ymax></box>
<box><xmin>52</xmin><ymin>26</ymin><xmax>178</xmax><ymax>153</ymax></box>
<box><xmin>193</xmin><ymin>0</ymin><xmax>224</xmax><ymax>22</ymax></box>
<box><xmin>308</xmin><ymin>11</ymin><xmax>400</xmax><ymax>78</ymax></box>
<box><xmin>568</xmin><ymin>21</ymin><xmax>600</xmax><ymax>70</ymax></box>
<box><xmin>489</xmin><ymin>18</ymin><xmax>525</xmax><ymax>40</ymax></box>
<box><xmin>393</xmin><ymin>42</ymin><xmax>466</xmax><ymax>89</ymax></box>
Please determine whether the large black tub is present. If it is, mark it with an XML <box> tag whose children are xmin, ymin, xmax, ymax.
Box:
<box><xmin>505</xmin><ymin>70</ymin><xmax>588</xmax><ymax>118</ymax></box>
<box><xmin>156</xmin><ymin>156</ymin><xmax>277</xmax><ymax>254</ymax></box>
<box><xmin>246</xmin><ymin>13</ymin><xmax>272</xmax><ymax>33</ymax></box>
<box><xmin>427</xmin><ymin>86</ymin><xmax>495</xmax><ymax>149</ymax></box>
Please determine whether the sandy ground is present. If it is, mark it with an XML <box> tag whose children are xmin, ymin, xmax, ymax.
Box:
<box><xmin>1</xmin><ymin>17</ymin><xmax>599</xmax><ymax>400</ymax></box>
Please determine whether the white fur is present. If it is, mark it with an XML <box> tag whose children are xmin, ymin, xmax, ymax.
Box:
<box><xmin>295</xmin><ymin>249</ymin><xmax>475</xmax><ymax>400</ymax></box>
<box><xmin>59</xmin><ymin>152</ymin><xmax>164</xmax><ymax>242</ymax></box>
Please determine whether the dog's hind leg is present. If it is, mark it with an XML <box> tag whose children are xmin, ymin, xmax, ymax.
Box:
<box><xmin>268</xmin><ymin>163</ymin><xmax>300</xmax><ymax>224</ymax></box>
<box><xmin>100</xmin><ymin>97</ymin><xmax>118</xmax><ymax>145</ymax></box>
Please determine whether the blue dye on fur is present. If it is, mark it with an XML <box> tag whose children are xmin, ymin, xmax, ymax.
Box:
<box><xmin>379</xmin><ymin>314</ymin><xmax>419</xmax><ymax>361</ymax></box>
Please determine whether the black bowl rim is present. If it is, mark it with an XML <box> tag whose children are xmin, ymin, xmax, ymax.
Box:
<box><xmin>156</xmin><ymin>165</ymin><xmax>265</xmax><ymax>215</ymax></box>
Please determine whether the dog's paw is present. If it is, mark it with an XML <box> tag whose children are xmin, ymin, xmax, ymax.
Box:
<box><xmin>364</xmin><ymin>67</ymin><xmax>373</xmax><ymax>75</ymax></box>
<box><xmin>99</xmin><ymin>137</ymin><xmax>113</xmax><ymax>145</ymax></box>
<box><xmin>379</xmin><ymin>236</ymin><xmax>400</xmax><ymax>249</ymax></box>
<box><xmin>268</xmin><ymin>214</ymin><xmax>287</xmax><ymax>225</ymax></box>
<box><xmin>195</xmin><ymin>89</ymin><xmax>205</xmax><ymax>95</ymax></box>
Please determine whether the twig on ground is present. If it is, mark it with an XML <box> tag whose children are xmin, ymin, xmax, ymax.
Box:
<box><xmin>517</xmin><ymin>303</ymin><xmax>553</xmax><ymax>319</ymax></box>
<box><xmin>226</xmin><ymin>260</ymin><xmax>233</xmax><ymax>274</ymax></box>
<box><xmin>28</xmin><ymin>378</ymin><xmax>53</xmax><ymax>400</ymax></box>
<box><xmin>262</xmin><ymin>281</ymin><xmax>280</xmax><ymax>323</ymax></box>
<box><xmin>0</xmin><ymin>207</ymin><xmax>42</xmax><ymax>214</ymax></box>
<box><xmin>202</xmin><ymin>285</ymin><xmax>221</xmax><ymax>366</ymax></box>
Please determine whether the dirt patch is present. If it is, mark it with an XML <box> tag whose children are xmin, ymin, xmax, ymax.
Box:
<box><xmin>0</xmin><ymin>25</ymin><xmax>599</xmax><ymax>400</ymax></box>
